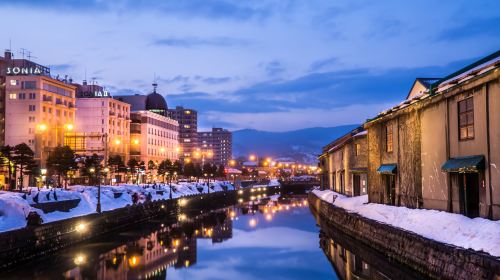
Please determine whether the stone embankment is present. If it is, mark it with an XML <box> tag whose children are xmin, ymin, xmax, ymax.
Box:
<box><xmin>308</xmin><ymin>192</ymin><xmax>500</xmax><ymax>280</ymax></box>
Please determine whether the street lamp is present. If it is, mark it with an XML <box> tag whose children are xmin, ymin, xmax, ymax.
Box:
<box><xmin>249</xmin><ymin>155</ymin><xmax>256</xmax><ymax>161</ymax></box>
<box><xmin>89</xmin><ymin>167</ymin><xmax>102</xmax><ymax>213</ymax></box>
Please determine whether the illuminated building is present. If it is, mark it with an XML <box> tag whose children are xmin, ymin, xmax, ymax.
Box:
<box><xmin>3</xmin><ymin>50</ymin><xmax>76</xmax><ymax>169</ymax></box>
<box><xmin>197</xmin><ymin>128</ymin><xmax>232</xmax><ymax>166</ymax></box>
<box><xmin>69</xmin><ymin>81</ymin><xmax>131</xmax><ymax>162</ymax></box>
<box><xmin>167</xmin><ymin>106</ymin><xmax>198</xmax><ymax>162</ymax></box>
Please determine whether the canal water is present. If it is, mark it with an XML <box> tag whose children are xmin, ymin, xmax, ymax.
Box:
<box><xmin>3</xmin><ymin>194</ymin><xmax>338</xmax><ymax>280</ymax></box>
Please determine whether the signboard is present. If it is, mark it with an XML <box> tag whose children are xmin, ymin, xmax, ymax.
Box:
<box><xmin>6</xmin><ymin>66</ymin><xmax>44</xmax><ymax>75</ymax></box>
<box><xmin>93</xmin><ymin>90</ymin><xmax>110</xmax><ymax>97</ymax></box>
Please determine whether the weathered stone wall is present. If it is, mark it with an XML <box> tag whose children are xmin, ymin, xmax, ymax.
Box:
<box><xmin>309</xmin><ymin>193</ymin><xmax>500</xmax><ymax>280</ymax></box>
<box><xmin>367</xmin><ymin>124</ymin><xmax>384</xmax><ymax>203</ymax></box>
<box><xmin>398</xmin><ymin>110</ymin><xmax>422</xmax><ymax>208</ymax></box>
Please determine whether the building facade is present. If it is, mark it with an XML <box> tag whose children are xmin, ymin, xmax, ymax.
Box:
<box><xmin>365</xmin><ymin>51</ymin><xmax>500</xmax><ymax>220</ymax></box>
<box><xmin>318</xmin><ymin>126</ymin><xmax>368</xmax><ymax>196</ymax></box>
<box><xmin>198</xmin><ymin>128</ymin><xmax>232</xmax><ymax>166</ymax></box>
<box><xmin>130</xmin><ymin>110</ymin><xmax>179</xmax><ymax>164</ymax></box>
<box><xmin>4</xmin><ymin>57</ymin><xmax>76</xmax><ymax>167</ymax></box>
<box><xmin>71</xmin><ymin>81</ymin><xmax>131</xmax><ymax>162</ymax></box>
<box><xmin>168</xmin><ymin>106</ymin><xmax>198</xmax><ymax>161</ymax></box>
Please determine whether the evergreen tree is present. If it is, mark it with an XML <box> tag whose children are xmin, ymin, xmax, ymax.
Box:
<box><xmin>12</xmin><ymin>143</ymin><xmax>35</xmax><ymax>190</ymax></box>
<box><xmin>80</xmin><ymin>154</ymin><xmax>103</xmax><ymax>185</ymax></box>
<box><xmin>0</xmin><ymin>145</ymin><xmax>15</xmax><ymax>190</ymax></box>
<box><xmin>217</xmin><ymin>164</ymin><xmax>226</xmax><ymax>178</ymax></box>
<box><xmin>46</xmin><ymin>146</ymin><xmax>76</xmax><ymax>188</ymax></box>
<box><xmin>173</xmin><ymin>160</ymin><xmax>183</xmax><ymax>176</ymax></box>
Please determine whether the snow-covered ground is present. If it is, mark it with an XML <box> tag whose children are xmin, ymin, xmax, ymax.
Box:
<box><xmin>312</xmin><ymin>189</ymin><xmax>500</xmax><ymax>257</ymax></box>
<box><xmin>0</xmin><ymin>181</ymin><xmax>234</xmax><ymax>233</ymax></box>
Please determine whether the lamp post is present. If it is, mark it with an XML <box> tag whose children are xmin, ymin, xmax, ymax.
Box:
<box><xmin>89</xmin><ymin>167</ymin><xmax>101</xmax><ymax>213</ymax></box>
<box><xmin>166</xmin><ymin>171</ymin><xmax>173</xmax><ymax>199</ymax></box>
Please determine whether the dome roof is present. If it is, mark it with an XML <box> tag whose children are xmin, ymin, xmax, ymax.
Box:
<box><xmin>145</xmin><ymin>83</ymin><xmax>168</xmax><ymax>116</ymax></box>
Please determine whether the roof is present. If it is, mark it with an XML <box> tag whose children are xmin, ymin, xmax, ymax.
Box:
<box><xmin>367</xmin><ymin>50</ymin><xmax>500</xmax><ymax>125</ymax></box>
<box><xmin>321</xmin><ymin>126</ymin><xmax>365</xmax><ymax>155</ymax></box>
<box><xmin>417</xmin><ymin>78</ymin><xmax>441</xmax><ymax>88</ymax></box>
<box><xmin>432</xmin><ymin>50</ymin><xmax>500</xmax><ymax>90</ymax></box>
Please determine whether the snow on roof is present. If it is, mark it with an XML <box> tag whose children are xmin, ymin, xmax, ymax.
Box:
<box><xmin>437</xmin><ymin>55</ymin><xmax>500</xmax><ymax>89</ymax></box>
<box><xmin>353</xmin><ymin>130</ymin><xmax>367</xmax><ymax>137</ymax></box>
<box><xmin>226</xmin><ymin>168</ymin><xmax>242</xmax><ymax>174</ymax></box>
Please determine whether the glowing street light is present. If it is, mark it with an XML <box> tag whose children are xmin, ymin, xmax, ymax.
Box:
<box><xmin>249</xmin><ymin>218</ymin><xmax>257</xmax><ymax>227</ymax></box>
<box><xmin>74</xmin><ymin>254</ymin><xmax>86</xmax><ymax>265</ymax></box>
<box><xmin>76</xmin><ymin>222</ymin><xmax>87</xmax><ymax>233</ymax></box>
<box><xmin>249</xmin><ymin>155</ymin><xmax>256</xmax><ymax>161</ymax></box>
<box><xmin>65</xmin><ymin>123</ymin><xmax>74</xmax><ymax>131</ymax></box>
<box><xmin>37</xmin><ymin>123</ymin><xmax>48</xmax><ymax>132</ymax></box>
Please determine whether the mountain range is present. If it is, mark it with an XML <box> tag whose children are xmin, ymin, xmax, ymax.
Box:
<box><xmin>232</xmin><ymin>124</ymin><xmax>360</xmax><ymax>164</ymax></box>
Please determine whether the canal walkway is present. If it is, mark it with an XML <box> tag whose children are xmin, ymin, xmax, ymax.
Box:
<box><xmin>0</xmin><ymin>181</ymin><xmax>235</xmax><ymax>232</ymax></box>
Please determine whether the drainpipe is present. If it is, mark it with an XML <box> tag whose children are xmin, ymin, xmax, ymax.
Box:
<box><xmin>486</xmin><ymin>82</ymin><xmax>493</xmax><ymax>219</ymax></box>
<box><xmin>445</xmin><ymin>98</ymin><xmax>452</xmax><ymax>212</ymax></box>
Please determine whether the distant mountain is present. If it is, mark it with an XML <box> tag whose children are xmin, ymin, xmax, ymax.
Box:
<box><xmin>232</xmin><ymin>125</ymin><xmax>359</xmax><ymax>164</ymax></box>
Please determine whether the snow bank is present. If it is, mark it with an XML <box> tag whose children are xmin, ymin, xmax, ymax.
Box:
<box><xmin>312</xmin><ymin>189</ymin><xmax>500</xmax><ymax>257</ymax></box>
<box><xmin>0</xmin><ymin>181</ymin><xmax>234</xmax><ymax>233</ymax></box>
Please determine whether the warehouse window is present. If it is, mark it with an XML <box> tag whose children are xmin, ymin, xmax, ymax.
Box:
<box><xmin>458</xmin><ymin>97</ymin><xmax>474</xmax><ymax>140</ymax></box>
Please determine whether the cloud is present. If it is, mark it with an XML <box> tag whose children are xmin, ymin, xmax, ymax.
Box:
<box><xmin>202</xmin><ymin>76</ymin><xmax>233</xmax><ymax>84</ymax></box>
<box><xmin>309</xmin><ymin>57</ymin><xmax>338</xmax><ymax>72</ymax></box>
<box><xmin>437</xmin><ymin>16</ymin><xmax>500</xmax><ymax>41</ymax></box>
<box><xmin>0</xmin><ymin>0</ymin><xmax>271</xmax><ymax>21</ymax></box>
<box><xmin>200</xmin><ymin>227</ymin><xmax>319</xmax><ymax>252</ymax></box>
<box><xmin>47</xmin><ymin>63</ymin><xmax>75</xmax><ymax>72</ymax></box>
<box><xmin>262</xmin><ymin>60</ymin><xmax>285</xmax><ymax>77</ymax></box>
<box><xmin>153</xmin><ymin>36</ymin><xmax>249</xmax><ymax>48</ymax></box>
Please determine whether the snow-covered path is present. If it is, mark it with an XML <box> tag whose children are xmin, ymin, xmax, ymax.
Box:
<box><xmin>0</xmin><ymin>181</ymin><xmax>235</xmax><ymax>233</ymax></box>
<box><xmin>312</xmin><ymin>189</ymin><xmax>500</xmax><ymax>257</ymax></box>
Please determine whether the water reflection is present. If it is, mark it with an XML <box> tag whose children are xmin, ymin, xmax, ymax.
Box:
<box><xmin>314</xmin><ymin>213</ymin><xmax>427</xmax><ymax>280</ymax></box>
<box><xmin>5</xmin><ymin>194</ymin><xmax>333</xmax><ymax>280</ymax></box>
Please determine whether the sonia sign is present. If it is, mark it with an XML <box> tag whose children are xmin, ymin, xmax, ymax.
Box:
<box><xmin>6</xmin><ymin>66</ymin><xmax>44</xmax><ymax>75</ymax></box>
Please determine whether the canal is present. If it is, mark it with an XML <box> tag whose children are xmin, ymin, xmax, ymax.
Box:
<box><xmin>2</xmin><ymin>192</ymin><xmax>429</xmax><ymax>280</ymax></box>
<box><xmin>2</xmin><ymin>194</ymin><xmax>336</xmax><ymax>280</ymax></box>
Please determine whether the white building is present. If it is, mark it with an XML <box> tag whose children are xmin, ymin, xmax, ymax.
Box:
<box><xmin>72</xmin><ymin>81</ymin><xmax>131</xmax><ymax>162</ymax></box>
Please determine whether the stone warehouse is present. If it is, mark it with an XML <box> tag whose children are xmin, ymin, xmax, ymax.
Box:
<box><xmin>318</xmin><ymin>126</ymin><xmax>368</xmax><ymax>197</ymax></box>
<box><xmin>365</xmin><ymin>51</ymin><xmax>500</xmax><ymax>220</ymax></box>
<box><xmin>318</xmin><ymin>50</ymin><xmax>500</xmax><ymax>220</ymax></box>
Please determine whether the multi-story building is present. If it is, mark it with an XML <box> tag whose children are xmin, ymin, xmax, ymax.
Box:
<box><xmin>0</xmin><ymin>51</ymin><xmax>8</xmax><ymax>146</ymax></box>
<box><xmin>4</xmin><ymin>52</ymin><xmax>76</xmax><ymax>167</ymax></box>
<box><xmin>168</xmin><ymin>106</ymin><xmax>198</xmax><ymax>161</ymax></box>
<box><xmin>197</xmin><ymin>128</ymin><xmax>232</xmax><ymax>166</ymax></box>
<box><xmin>318</xmin><ymin>126</ymin><xmax>368</xmax><ymax>196</ymax></box>
<box><xmin>129</xmin><ymin>86</ymin><xmax>179</xmax><ymax>164</ymax></box>
<box><xmin>365</xmin><ymin>50</ymin><xmax>500</xmax><ymax>220</ymax></box>
<box><xmin>69</xmin><ymin>81</ymin><xmax>131</xmax><ymax>162</ymax></box>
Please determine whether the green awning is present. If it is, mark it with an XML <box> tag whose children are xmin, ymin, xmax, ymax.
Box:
<box><xmin>377</xmin><ymin>164</ymin><xmax>397</xmax><ymax>175</ymax></box>
<box><xmin>441</xmin><ymin>155</ymin><xmax>485</xmax><ymax>173</ymax></box>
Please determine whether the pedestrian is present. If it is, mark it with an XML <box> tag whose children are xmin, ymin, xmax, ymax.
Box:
<box><xmin>132</xmin><ymin>192</ymin><xmax>139</xmax><ymax>204</ymax></box>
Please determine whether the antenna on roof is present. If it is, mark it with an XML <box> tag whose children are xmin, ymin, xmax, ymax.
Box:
<box><xmin>152</xmin><ymin>73</ymin><xmax>158</xmax><ymax>93</ymax></box>
<box><xmin>26</xmin><ymin>50</ymin><xmax>36</xmax><ymax>61</ymax></box>
<box><xmin>19</xmin><ymin>48</ymin><xmax>28</xmax><ymax>59</ymax></box>
<box><xmin>8</xmin><ymin>38</ymin><xmax>12</xmax><ymax>51</ymax></box>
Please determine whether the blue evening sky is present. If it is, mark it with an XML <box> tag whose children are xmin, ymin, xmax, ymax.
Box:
<box><xmin>0</xmin><ymin>0</ymin><xmax>499</xmax><ymax>131</ymax></box>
